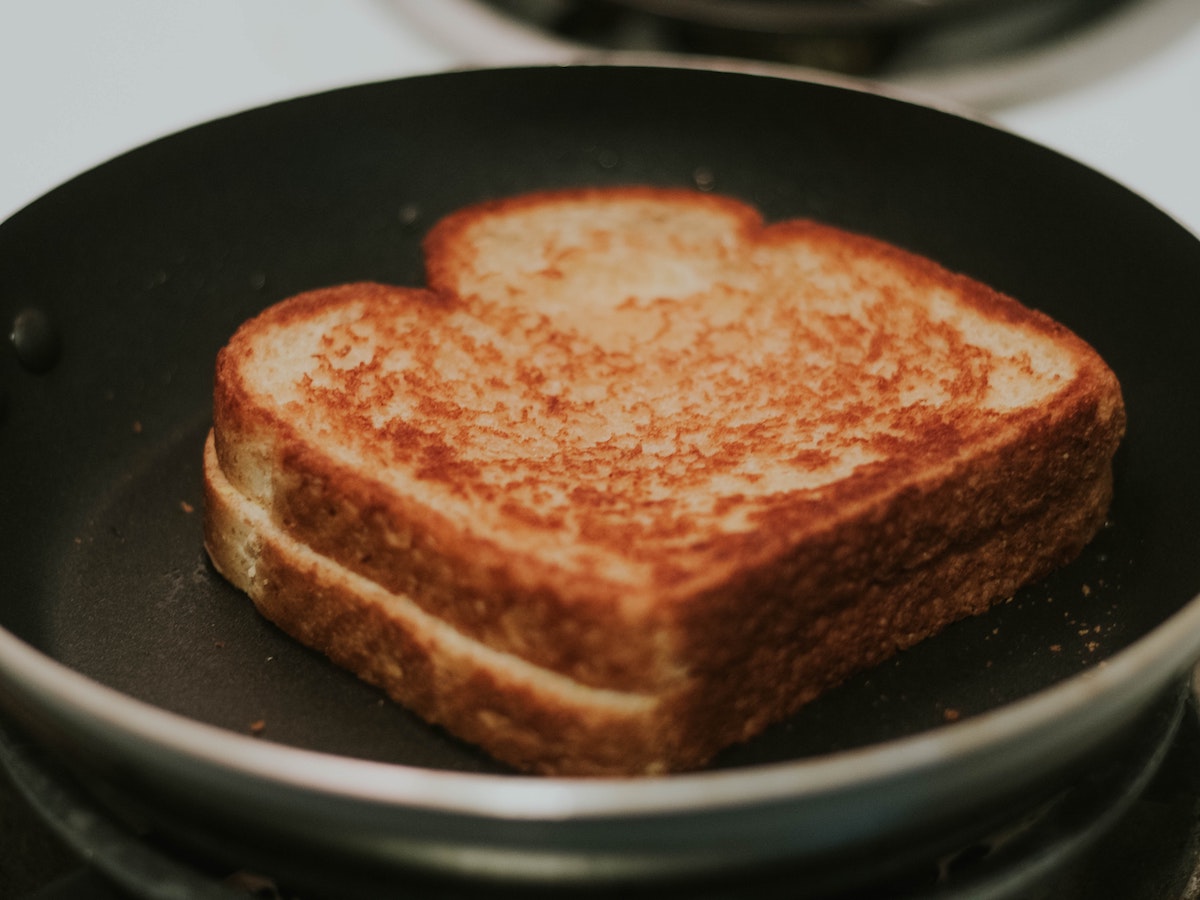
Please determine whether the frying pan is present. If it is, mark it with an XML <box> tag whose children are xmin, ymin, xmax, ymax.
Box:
<box><xmin>2</xmin><ymin>61</ymin><xmax>1200</xmax><ymax>897</ymax></box>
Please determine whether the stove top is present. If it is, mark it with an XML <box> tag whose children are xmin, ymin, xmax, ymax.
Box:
<box><xmin>4</xmin><ymin>685</ymin><xmax>1200</xmax><ymax>899</ymax></box>
<box><xmin>1</xmin><ymin>3</ymin><xmax>1197</xmax><ymax>237</ymax></box>
<box><xmin>1</xmin><ymin>4</ymin><xmax>1199</xmax><ymax>899</ymax></box>
<box><xmin>395</xmin><ymin>0</ymin><xmax>1200</xmax><ymax>109</ymax></box>
<box><xmin>470</xmin><ymin>0</ymin><xmax>1142</xmax><ymax>91</ymax></box>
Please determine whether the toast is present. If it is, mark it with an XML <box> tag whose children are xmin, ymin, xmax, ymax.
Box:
<box><xmin>204</xmin><ymin>186</ymin><xmax>1125</xmax><ymax>776</ymax></box>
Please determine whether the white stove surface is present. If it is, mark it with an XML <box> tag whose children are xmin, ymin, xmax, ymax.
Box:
<box><xmin>1</xmin><ymin>0</ymin><xmax>1198</xmax><ymax>237</ymax></box>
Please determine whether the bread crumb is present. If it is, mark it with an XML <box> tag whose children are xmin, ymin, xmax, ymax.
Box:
<box><xmin>249</xmin><ymin>719</ymin><xmax>266</xmax><ymax>735</ymax></box>
<box><xmin>398</xmin><ymin>203</ymin><xmax>421</xmax><ymax>226</ymax></box>
<box><xmin>1049</xmin><ymin>644</ymin><xmax>1062</xmax><ymax>652</ymax></box>
<box><xmin>943</xmin><ymin>708</ymin><xmax>961</xmax><ymax>722</ymax></box>
<box><xmin>132</xmin><ymin>420</ymin><xmax>143</xmax><ymax>434</ymax></box>
<box><xmin>224</xmin><ymin>873</ymin><xmax>279</xmax><ymax>894</ymax></box>
<box><xmin>1081</xmin><ymin>584</ymin><xmax>1092</xmax><ymax>597</ymax></box>
<box><xmin>180</xmin><ymin>500</ymin><xmax>195</xmax><ymax>514</ymax></box>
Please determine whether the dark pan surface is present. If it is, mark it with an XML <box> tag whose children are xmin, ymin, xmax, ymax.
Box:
<box><xmin>2</xmin><ymin>63</ymin><xmax>1200</xmax><ymax>885</ymax></box>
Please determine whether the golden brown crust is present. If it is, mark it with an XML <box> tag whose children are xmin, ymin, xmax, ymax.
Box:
<box><xmin>205</xmin><ymin>186</ymin><xmax>1125</xmax><ymax>774</ymax></box>
<box><xmin>203</xmin><ymin>433</ymin><xmax>682</xmax><ymax>775</ymax></box>
<box><xmin>203</xmin><ymin>429</ymin><xmax>1113</xmax><ymax>776</ymax></box>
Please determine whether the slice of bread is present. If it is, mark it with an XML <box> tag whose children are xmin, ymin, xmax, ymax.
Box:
<box><xmin>204</xmin><ymin>186</ymin><xmax>1125</xmax><ymax>776</ymax></box>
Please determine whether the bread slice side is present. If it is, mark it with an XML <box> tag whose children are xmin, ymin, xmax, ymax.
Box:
<box><xmin>203</xmin><ymin>424</ymin><xmax>1114</xmax><ymax>776</ymax></box>
<box><xmin>202</xmin><ymin>432</ymin><xmax>685</xmax><ymax>776</ymax></box>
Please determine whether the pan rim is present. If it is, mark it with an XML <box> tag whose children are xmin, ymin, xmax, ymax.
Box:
<box><xmin>2</xmin><ymin>60</ymin><xmax>1199</xmax><ymax>830</ymax></box>
<box><xmin>2</xmin><ymin>588</ymin><xmax>1199</xmax><ymax>821</ymax></box>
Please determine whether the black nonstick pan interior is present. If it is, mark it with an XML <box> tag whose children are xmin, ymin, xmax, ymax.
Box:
<box><xmin>2</xmin><ymin>62</ymin><xmax>1200</xmax><ymax>891</ymax></box>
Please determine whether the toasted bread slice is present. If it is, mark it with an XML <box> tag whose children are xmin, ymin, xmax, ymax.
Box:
<box><xmin>205</xmin><ymin>187</ymin><xmax>1124</xmax><ymax>775</ymax></box>
<box><xmin>202</xmin><ymin>432</ymin><xmax>663</xmax><ymax>773</ymax></box>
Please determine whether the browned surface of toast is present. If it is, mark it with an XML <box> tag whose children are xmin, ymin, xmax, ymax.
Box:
<box><xmin>204</xmin><ymin>186</ymin><xmax>1125</xmax><ymax>775</ymax></box>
